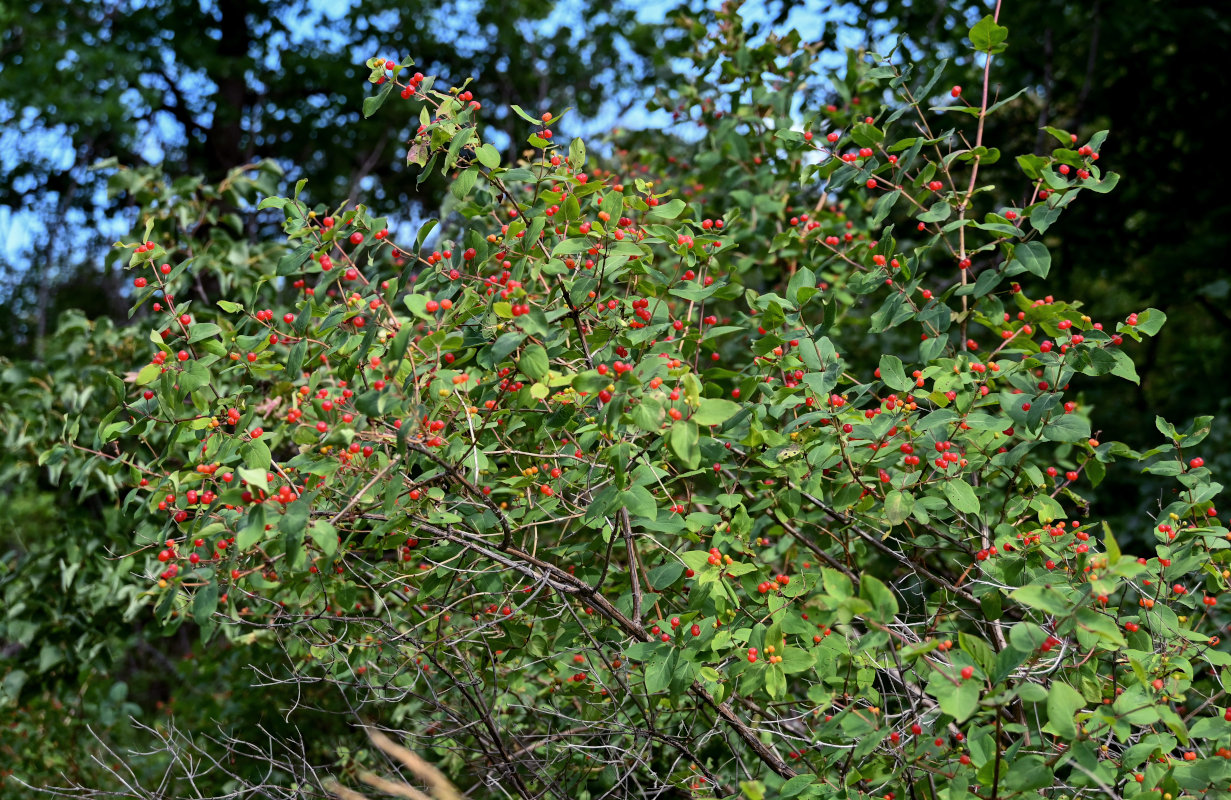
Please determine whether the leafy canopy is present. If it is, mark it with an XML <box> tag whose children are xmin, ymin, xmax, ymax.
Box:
<box><xmin>4</xmin><ymin>4</ymin><xmax>1231</xmax><ymax>799</ymax></box>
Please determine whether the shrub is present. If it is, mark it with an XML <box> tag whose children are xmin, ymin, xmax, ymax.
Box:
<box><xmin>15</xmin><ymin>5</ymin><xmax>1231</xmax><ymax>799</ymax></box>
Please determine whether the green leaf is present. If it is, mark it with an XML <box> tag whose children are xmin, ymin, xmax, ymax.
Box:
<box><xmin>884</xmin><ymin>490</ymin><xmax>914</xmax><ymax>526</ymax></box>
<box><xmin>552</xmin><ymin>238</ymin><xmax>591</xmax><ymax>256</ymax></box>
<box><xmin>822</xmin><ymin>568</ymin><xmax>853</xmax><ymax>599</ymax></box>
<box><xmin>917</xmin><ymin>201</ymin><xmax>951</xmax><ymax>223</ymax></box>
<box><xmin>1016</xmin><ymin>154</ymin><xmax>1049</xmax><ymax>180</ymax></box>
<box><xmin>1031</xmin><ymin>493</ymin><xmax>1064</xmax><ymax>524</ymax></box>
<box><xmin>872</xmin><ymin>189</ymin><xmax>900</xmax><ymax>227</ymax></box>
<box><xmin>475</xmin><ymin>143</ymin><xmax>500</xmax><ymax>169</ymax></box>
<box><xmin>991</xmin><ymin>645</ymin><xmax>1029</xmax><ymax>684</ymax></box>
<box><xmin>1155</xmin><ymin>415</ymin><xmax>1179</xmax><ymax>441</ymax></box>
<box><xmin>631</xmin><ymin>402</ymin><xmax>661</xmax><ymax>433</ymax></box>
<box><xmin>519</xmin><ymin>344</ymin><xmax>549</xmax><ymax>381</ymax></box>
<box><xmin>241</xmin><ymin>438</ymin><xmax>271</xmax><ymax>472</ymax></box>
<box><xmin>915</xmin><ymin>57</ymin><xmax>950</xmax><ymax>100</ymax></box>
<box><xmin>943</xmin><ymin>478</ymin><xmax>980</xmax><ymax>515</ymax></box>
<box><xmin>451</xmin><ymin>167</ymin><xmax>479</xmax><ymax>200</ymax></box>
<box><xmin>1084</xmin><ymin>171</ymin><xmax>1121</xmax><ymax>193</ymax></box>
<box><xmin>859</xmin><ymin>575</ymin><xmax>898</xmax><ymax>623</ymax></box>
<box><xmin>1102</xmin><ymin>521</ymin><xmax>1120</xmax><ymax>564</ymax></box>
<box><xmin>1159</xmin><ymin>705</ymin><xmax>1190</xmax><ymax>746</ymax></box>
<box><xmin>850</xmin><ymin>121</ymin><xmax>885</xmax><ymax>146</ymax></box>
<box><xmin>281</xmin><ymin>496</ymin><xmax>311</xmax><ymax>569</ymax></box>
<box><xmin>1015</xmin><ymin>682</ymin><xmax>1048</xmax><ymax>703</ymax></box>
<box><xmin>648</xmin><ymin>198</ymin><xmax>686</xmax><ymax>220</ymax></box>
<box><xmin>135</xmin><ymin>363</ymin><xmax>161</xmax><ymax>385</ymax></box>
<box><xmin>1043</xmin><ymin>126</ymin><xmax>1072</xmax><ymax>146</ymax></box>
<box><xmin>509</xmin><ymin>104</ymin><xmax>541</xmax><ymax>124</ymax></box>
<box><xmin>236</xmin><ymin>506</ymin><xmax>267</xmax><ymax>550</ymax></box>
<box><xmin>179</xmin><ymin>361</ymin><xmax>211</xmax><ymax>392</ymax></box>
<box><xmin>680</xmin><ymin>551</ymin><xmax>714</xmax><ymax>575</ymax></box>
<box><xmin>568</xmin><ymin>137</ymin><xmax>586</xmax><ymax>168</ymax></box>
<box><xmin>693</xmin><ymin>398</ymin><xmax>741</xmax><ymax>426</ymax></box>
<box><xmin>625</xmin><ymin>486</ymin><xmax>657</xmax><ymax>521</ymax></box>
<box><xmin>787</xmin><ymin>266</ymin><xmax>817</xmax><ymax>306</ymax></box>
<box><xmin>1008</xmin><ymin>622</ymin><xmax>1048</xmax><ymax>652</ymax></box>
<box><xmin>645</xmin><ymin>650</ymin><xmax>675</xmax><ymax>694</ymax></box>
<box><xmin>778</xmin><ymin>775</ymin><xmax>818</xmax><ymax>798</ymax></box>
<box><xmin>1010</xmin><ymin>584</ymin><xmax>1071</xmax><ymax>615</ymax></box>
<box><xmin>765</xmin><ymin>664</ymin><xmax>787</xmax><ymax>699</ymax></box>
<box><xmin>1029</xmin><ymin>204</ymin><xmax>1062</xmax><ymax>234</ymax></box>
<box><xmin>938</xmin><ymin>678</ymin><xmax>981</xmax><ymax>723</ymax></box>
<box><xmin>878</xmin><ymin>354</ymin><xmax>912</xmax><ymax>391</ymax></box>
<box><xmin>669</xmin><ymin>420</ymin><xmax>700</xmax><ymax>469</ymax></box>
<box><xmin>187</xmin><ymin>323</ymin><xmax>222</xmax><ymax>344</ymax></box>
<box><xmin>986</xmin><ymin>87</ymin><xmax>1029</xmax><ymax>116</ymax></box>
<box><xmin>1042</xmin><ymin>414</ymin><xmax>1090</xmax><ymax>443</ymax></box>
<box><xmin>930</xmin><ymin>104</ymin><xmax>981</xmax><ymax>117</ymax></box>
<box><xmin>1013</xmin><ymin>241</ymin><xmax>1051</xmax><ymax>278</ymax></box>
<box><xmin>1075</xmin><ymin>607</ymin><xmax>1126</xmax><ymax>648</ymax></box>
<box><xmin>362</xmin><ymin>80</ymin><xmax>395</xmax><ymax>118</ymax></box>
<box><xmin>1046</xmin><ymin>681</ymin><xmax>1083</xmax><ymax>739</ymax></box>
<box><xmin>310</xmin><ymin>520</ymin><xmax>338</xmax><ymax>558</ymax></box>
<box><xmin>192</xmin><ymin>582</ymin><xmax>219</xmax><ymax>622</ymax></box>
<box><xmin>1004</xmin><ymin>756</ymin><xmax>1053</xmax><ymax>791</ymax></box>
<box><xmin>285</xmin><ymin>340</ymin><xmax>305</xmax><ymax>378</ymax></box>
<box><xmin>778</xmin><ymin>647</ymin><xmax>815</xmax><ymax>675</ymax></box>
<box><xmin>1135</xmin><ymin>307</ymin><xmax>1167</xmax><ymax>336</ymax></box>
<box><xmin>415</xmin><ymin>219</ymin><xmax>439</xmax><ymax>251</ymax></box>
<box><xmin>277</xmin><ymin>241</ymin><xmax>314</xmax><ymax>276</ymax></box>
<box><xmin>1109</xmin><ymin>349</ymin><xmax>1140</xmax><ymax>383</ymax></box>
<box><xmin>480</xmin><ymin>332</ymin><xmax>525</xmax><ymax>369</ymax></box>
<box><xmin>445</xmin><ymin>126</ymin><xmax>475</xmax><ymax>169</ymax></box>
<box><xmin>648</xmin><ymin>562</ymin><xmax>684</xmax><ymax>589</ymax></box>
<box><xmin>237</xmin><ymin>466</ymin><xmax>269</xmax><ymax>493</ymax></box>
<box><xmin>968</xmin><ymin>15</ymin><xmax>1009</xmax><ymax>54</ymax></box>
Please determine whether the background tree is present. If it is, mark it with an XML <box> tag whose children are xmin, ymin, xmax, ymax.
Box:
<box><xmin>0</xmin><ymin>0</ymin><xmax>660</xmax><ymax>355</ymax></box>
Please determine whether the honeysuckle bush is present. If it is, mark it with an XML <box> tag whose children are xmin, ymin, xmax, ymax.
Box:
<box><xmin>12</xmin><ymin>3</ymin><xmax>1231</xmax><ymax>799</ymax></box>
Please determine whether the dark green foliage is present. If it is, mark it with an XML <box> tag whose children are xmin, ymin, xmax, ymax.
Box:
<box><xmin>840</xmin><ymin>0</ymin><xmax>1231</xmax><ymax>529</ymax></box>
<box><xmin>2</xmin><ymin>3</ymin><xmax>1231</xmax><ymax>799</ymax></box>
